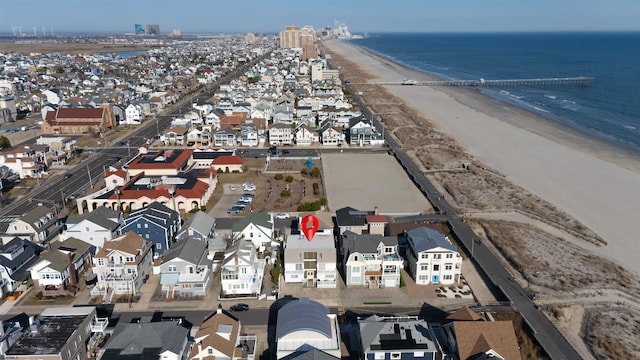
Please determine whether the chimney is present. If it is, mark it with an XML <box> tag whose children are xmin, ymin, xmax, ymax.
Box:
<box><xmin>217</xmin><ymin>303</ymin><xmax>223</xmax><ymax>314</ymax></box>
<box><xmin>67</xmin><ymin>251</ymin><xmax>78</xmax><ymax>286</ymax></box>
<box><xmin>374</xmin><ymin>206</ymin><xmax>379</xmax><ymax>215</ymax></box>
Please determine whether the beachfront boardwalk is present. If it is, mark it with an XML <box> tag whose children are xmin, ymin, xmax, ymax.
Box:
<box><xmin>368</xmin><ymin>76</ymin><xmax>594</xmax><ymax>87</ymax></box>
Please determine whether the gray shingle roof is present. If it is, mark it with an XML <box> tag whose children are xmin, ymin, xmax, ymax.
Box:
<box><xmin>100</xmin><ymin>321</ymin><xmax>189</xmax><ymax>360</ymax></box>
<box><xmin>161</xmin><ymin>236</ymin><xmax>207</xmax><ymax>265</ymax></box>
<box><xmin>335</xmin><ymin>207</ymin><xmax>371</xmax><ymax>228</ymax></box>
<box><xmin>180</xmin><ymin>211</ymin><xmax>215</xmax><ymax>239</ymax></box>
<box><xmin>342</xmin><ymin>231</ymin><xmax>398</xmax><ymax>255</ymax></box>
<box><xmin>406</xmin><ymin>227</ymin><xmax>456</xmax><ymax>252</ymax></box>
<box><xmin>232</xmin><ymin>212</ymin><xmax>271</xmax><ymax>232</ymax></box>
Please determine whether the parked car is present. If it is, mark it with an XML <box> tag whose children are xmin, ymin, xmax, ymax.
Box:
<box><xmin>230</xmin><ymin>303</ymin><xmax>249</xmax><ymax>311</ymax></box>
<box><xmin>229</xmin><ymin>185</ymin><xmax>236</xmax><ymax>191</ymax></box>
<box><xmin>243</xmin><ymin>183</ymin><xmax>256</xmax><ymax>191</ymax></box>
<box><xmin>242</xmin><ymin>193</ymin><xmax>255</xmax><ymax>198</ymax></box>
<box><xmin>227</xmin><ymin>206</ymin><xmax>244</xmax><ymax>215</ymax></box>
<box><xmin>239</xmin><ymin>196</ymin><xmax>253</xmax><ymax>202</ymax></box>
<box><xmin>233</xmin><ymin>201</ymin><xmax>248</xmax><ymax>208</ymax></box>
<box><xmin>64</xmin><ymin>173</ymin><xmax>73</xmax><ymax>179</ymax></box>
<box><xmin>275</xmin><ymin>213</ymin><xmax>290</xmax><ymax>219</ymax></box>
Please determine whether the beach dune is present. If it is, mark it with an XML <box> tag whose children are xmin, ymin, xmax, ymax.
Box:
<box><xmin>325</xmin><ymin>39</ymin><xmax>640</xmax><ymax>275</ymax></box>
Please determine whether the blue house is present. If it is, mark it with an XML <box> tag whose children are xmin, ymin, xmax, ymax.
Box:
<box><xmin>121</xmin><ymin>202</ymin><xmax>180</xmax><ymax>256</ymax></box>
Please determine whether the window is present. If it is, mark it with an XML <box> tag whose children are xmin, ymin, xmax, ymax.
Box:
<box><xmin>155</xmin><ymin>243</ymin><xmax>161</xmax><ymax>249</ymax></box>
<box><xmin>144</xmin><ymin>224</ymin><xmax>148</xmax><ymax>228</ymax></box>
<box><xmin>145</xmin><ymin>234</ymin><xmax>150</xmax><ymax>239</ymax></box>
<box><xmin>168</xmin><ymin>265</ymin><xmax>176</xmax><ymax>272</ymax></box>
<box><xmin>445</xmin><ymin>265</ymin><xmax>452</xmax><ymax>270</ymax></box>
<box><xmin>443</xmin><ymin>275</ymin><xmax>452</xmax><ymax>280</ymax></box>
<box><xmin>420</xmin><ymin>254</ymin><xmax>428</xmax><ymax>259</ymax></box>
<box><xmin>391</xmin><ymin>353</ymin><xmax>401</xmax><ymax>359</ymax></box>
<box><xmin>295</xmin><ymin>264</ymin><xmax>303</xmax><ymax>271</ymax></box>
<box><xmin>85</xmin><ymin>227</ymin><xmax>89</xmax><ymax>232</ymax></box>
<box><xmin>420</xmin><ymin>265</ymin><xmax>429</xmax><ymax>271</ymax></box>
<box><xmin>435</xmin><ymin>254</ymin><xmax>441</xmax><ymax>259</ymax></box>
<box><xmin>352</xmin><ymin>266</ymin><xmax>360</xmax><ymax>273</ymax></box>
<box><xmin>208</xmin><ymin>349</ymin><xmax>213</xmax><ymax>354</ymax></box>
<box><xmin>137</xmin><ymin>224</ymin><xmax>141</xmax><ymax>228</ymax></box>
<box><xmin>433</xmin><ymin>265</ymin><xmax>440</xmax><ymax>271</ymax></box>
<box><xmin>446</xmin><ymin>253</ymin><xmax>453</xmax><ymax>258</ymax></box>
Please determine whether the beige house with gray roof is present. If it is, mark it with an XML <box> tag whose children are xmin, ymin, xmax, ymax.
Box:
<box><xmin>29</xmin><ymin>237</ymin><xmax>92</xmax><ymax>295</ymax></box>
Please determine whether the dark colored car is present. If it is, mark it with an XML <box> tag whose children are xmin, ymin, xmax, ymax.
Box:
<box><xmin>63</xmin><ymin>173</ymin><xmax>73</xmax><ymax>179</ymax></box>
<box><xmin>230</xmin><ymin>303</ymin><xmax>249</xmax><ymax>311</ymax></box>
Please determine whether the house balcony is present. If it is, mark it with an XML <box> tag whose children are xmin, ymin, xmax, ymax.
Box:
<box><xmin>178</xmin><ymin>268</ymin><xmax>210</xmax><ymax>283</ymax></box>
<box><xmin>105</xmin><ymin>261</ymin><xmax>125</xmax><ymax>268</ymax></box>
<box><xmin>102</xmin><ymin>273</ymin><xmax>136</xmax><ymax>282</ymax></box>
<box><xmin>91</xmin><ymin>316</ymin><xmax>109</xmax><ymax>333</ymax></box>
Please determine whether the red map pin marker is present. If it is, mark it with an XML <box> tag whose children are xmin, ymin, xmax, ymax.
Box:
<box><xmin>301</xmin><ymin>215</ymin><xmax>319</xmax><ymax>242</ymax></box>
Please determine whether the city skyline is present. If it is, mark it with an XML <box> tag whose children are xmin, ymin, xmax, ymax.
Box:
<box><xmin>0</xmin><ymin>0</ymin><xmax>638</xmax><ymax>35</ymax></box>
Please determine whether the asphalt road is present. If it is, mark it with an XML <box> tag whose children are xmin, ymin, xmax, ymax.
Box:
<box><xmin>342</xmin><ymin>76</ymin><xmax>582</xmax><ymax>359</ymax></box>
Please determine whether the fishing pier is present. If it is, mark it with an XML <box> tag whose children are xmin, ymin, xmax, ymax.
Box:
<box><xmin>369</xmin><ymin>76</ymin><xmax>594</xmax><ymax>87</ymax></box>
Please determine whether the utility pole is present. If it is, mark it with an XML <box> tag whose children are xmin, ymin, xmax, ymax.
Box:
<box><xmin>87</xmin><ymin>164</ymin><xmax>93</xmax><ymax>188</ymax></box>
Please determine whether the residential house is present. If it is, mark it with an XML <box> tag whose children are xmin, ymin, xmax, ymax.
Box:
<box><xmin>441</xmin><ymin>316</ymin><xmax>522</xmax><ymax>360</ymax></box>
<box><xmin>358</xmin><ymin>315</ymin><xmax>442</xmax><ymax>360</ymax></box>
<box><xmin>100</xmin><ymin>319</ymin><xmax>190</xmax><ymax>360</ymax></box>
<box><xmin>335</xmin><ymin>207</ymin><xmax>388</xmax><ymax>235</ymax></box>
<box><xmin>4</xmin><ymin>307</ymin><xmax>96</xmax><ymax>360</ymax></box>
<box><xmin>205</xmin><ymin>108</ymin><xmax>226</xmax><ymax>129</ymax></box>
<box><xmin>406</xmin><ymin>227</ymin><xmax>462</xmax><ymax>285</ymax></box>
<box><xmin>341</xmin><ymin>231</ymin><xmax>403</xmax><ymax>288</ymax></box>
<box><xmin>62</xmin><ymin>206</ymin><xmax>122</xmax><ymax>249</ymax></box>
<box><xmin>232</xmin><ymin>213</ymin><xmax>273</xmax><ymax>251</ymax></box>
<box><xmin>124</xmin><ymin>103</ymin><xmax>145</xmax><ymax>125</ymax></box>
<box><xmin>186</xmin><ymin>126</ymin><xmax>212</xmax><ymax>148</ymax></box>
<box><xmin>349</xmin><ymin>116</ymin><xmax>381</xmax><ymax>146</ymax></box>
<box><xmin>241</xmin><ymin>124</ymin><xmax>259</xmax><ymax>147</ymax></box>
<box><xmin>293</xmin><ymin>124</ymin><xmax>317</xmax><ymax>146</ymax></box>
<box><xmin>220</xmin><ymin>240</ymin><xmax>264</xmax><ymax>297</ymax></box>
<box><xmin>214</xmin><ymin>129</ymin><xmax>239</xmax><ymax>147</ymax></box>
<box><xmin>275</xmin><ymin>298</ymin><xmax>342</xmax><ymax>359</ymax></box>
<box><xmin>163</xmin><ymin>125</ymin><xmax>188</xmax><ymax>146</ymax></box>
<box><xmin>191</xmin><ymin>304</ymin><xmax>257</xmax><ymax>360</ymax></box>
<box><xmin>284</xmin><ymin>229</ymin><xmax>336</xmax><ymax>288</ymax></box>
<box><xmin>269</xmin><ymin>123</ymin><xmax>292</xmax><ymax>146</ymax></box>
<box><xmin>3</xmin><ymin>205</ymin><xmax>60</xmax><ymax>244</ymax></box>
<box><xmin>176</xmin><ymin>211</ymin><xmax>216</xmax><ymax>242</ymax></box>
<box><xmin>0</xmin><ymin>146</ymin><xmax>45</xmax><ymax>179</ymax></box>
<box><xmin>92</xmin><ymin>231</ymin><xmax>153</xmax><ymax>295</ymax></box>
<box><xmin>159</xmin><ymin>236</ymin><xmax>211</xmax><ymax>298</ymax></box>
<box><xmin>0</xmin><ymin>238</ymin><xmax>40</xmax><ymax>297</ymax></box>
<box><xmin>318</xmin><ymin>122</ymin><xmax>342</xmax><ymax>146</ymax></box>
<box><xmin>121</xmin><ymin>202</ymin><xmax>181</xmax><ymax>255</ymax></box>
<box><xmin>28</xmin><ymin>237</ymin><xmax>92</xmax><ymax>295</ymax></box>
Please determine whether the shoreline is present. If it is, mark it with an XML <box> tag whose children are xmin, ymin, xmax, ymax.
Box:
<box><xmin>349</xmin><ymin>41</ymin><xmax>640</xmax><ymax>172</ymax></box>
<box><xmin>324</xmin><ymin>39</ymin><xmax>640</xmax><ymax>275</ymax></box>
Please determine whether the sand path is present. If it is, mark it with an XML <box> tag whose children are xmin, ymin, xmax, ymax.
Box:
<box><xmin>325</xmin><ymin>39</ymin><xmax>640</xmax><ymax>275</ymax></box>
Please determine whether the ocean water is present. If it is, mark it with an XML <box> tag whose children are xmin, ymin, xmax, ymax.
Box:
<box><xmin>351</xmin><ymin>32</ymin><xmax>640</xmax><ymax>151</ymax></box>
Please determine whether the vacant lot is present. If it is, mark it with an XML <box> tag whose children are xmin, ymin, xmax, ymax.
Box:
<box><xmin>322</xmin><ymin>153</ymin><xmax>432</xmax><ymax>213</ymax></box>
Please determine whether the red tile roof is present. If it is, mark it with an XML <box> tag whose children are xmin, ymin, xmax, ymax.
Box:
<box><xmin>55</xmin><ymin>107</ymin><xmax>104</xmax><ymax>119</ymax></box>
<box><xmin>366</xmin><ymin>215</ymin><xmax>387</xmax><ymax>223</ymax></box>
<box><xmin>212</xmin><ymin>155</ymin><xmax>245</xmax><ymax>165</ymax></box>
<box><xmin>127</xmin><ymin>149</ymin><xmax>193</xmax><ymax>170</ymax></box>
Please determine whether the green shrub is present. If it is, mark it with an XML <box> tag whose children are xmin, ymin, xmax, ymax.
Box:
<box><xmin>310</xmin><ymin>167</ymin><xmax>321</xmax><ymax>177</ymax></box>
<box><xmin>437</xmin><ymin>294</ymin><xmax>447</xmax><ymax>298</ymax></box>
<box><xmin>301</xmin><ymin>168</ymin><xmax>308</xmax><ymax>175</ymax></box>
<box><xmin>400</xmin><ymin>274</ymin><xmax>406</xmax><ymax>288</ymax></box>
<box><xmin>280</xmin><ymin>189</ymin><xmax>291</xmax><ymax>197</ymax></box>
<box><xmin>274</xmin><ymin>173</ymin><xmax>284</xmax><ymax>180</ymax></box>
<box><xmin>313</xmin><ymin>182</ymin><xmax>320</xmax><ymax>195</ymax></box>
<box><xmin>285</xmin><ymin>175</ymin><xmax>294</xmax><ymax>183</ymax></box>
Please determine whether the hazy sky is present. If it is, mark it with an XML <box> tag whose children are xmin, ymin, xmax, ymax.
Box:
<box><xmin>1</xmin><ymin>0</ymin><xmax>638</xmax><ymax>34</ymax></box>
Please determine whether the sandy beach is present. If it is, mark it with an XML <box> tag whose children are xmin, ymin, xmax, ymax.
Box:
<box><xmin>325</xmin><ymin>39</ymin><xmax>640</xmax><ymax>275</ymax></box>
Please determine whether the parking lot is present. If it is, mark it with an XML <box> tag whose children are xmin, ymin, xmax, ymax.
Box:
<box><xmin>209</xmin><ymin>183</ymin><xmax>257</xmax><ymax>218</ymax></box>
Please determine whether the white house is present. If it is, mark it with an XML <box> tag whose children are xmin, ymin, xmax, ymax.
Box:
<box><xmin>406</xmin><ymin>227</ymin><xmax>462</xmax><ymax>285</ymax></box>
<box><xmin>28</xmin><ymin>237</ymin><xmax>92</xmax><ymax>295</ymax></box>
<box><xmin>269</xmin><ymin>123</ymin><xmax>293</xmax><ymax>146</ymax></box>
<box><xmin>241</xmin><ymin>124</ymin><xmax>259</xmax><ymax>147</ymax></box>
<box><xmin>191</xmin><ymin>304</ymin><xmax>257</xmax><ymax>360</ymax></box>
<box><xmin>294</xmin><ymin>124</ymin><xmax>317</xmax><ymax>146</ymax></box>
<box><xmin>124</xmin><ymin>104</ymin><xmax>145</xmax><ymax>125</ymax></box>
<box><xmin>341</xmin><ymin>231</ymin><xmax>403</xmax><ymax>288</ymax></box>
<box><xmin>232</xmin><ymin>213</ymin><xmax>273</xmax><ymax>251</ymax></box>
<box><xmin>62</xmin><ymin>206</ymin><xmax>123</xmax><ymax>249</ymax></box>
<box><xmin>319</xmin><ymin>122</ymin><xmax>343</xmax><ymax>146</ymax></box>
<box><xmin>220</xmin><ymin>240</ymin><xmax>265</xmax><ymax>297</ymax></box>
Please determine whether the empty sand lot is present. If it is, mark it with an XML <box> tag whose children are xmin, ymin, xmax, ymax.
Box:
<box><xmin>322</xmin><ymin>153</ymin><xmax>432</xmax><ymax>213</ymax></box>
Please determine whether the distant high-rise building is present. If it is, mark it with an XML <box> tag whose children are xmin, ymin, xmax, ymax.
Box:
<box><xmin>146</xmin><ymin>24</ymin><xmax>160</xmax><ymax>35</ymax></box>
<box><xmin>134</xmin><ymin>24</ymin><xmax>145</xmax><ymax>35</ymax></box>
<box><xmin>171</xmin><ymin>28</ymin><xmax>181</xmax><ymax>37</ymax></box>
<box><xmin>245</xmin><ymin>32</ymin><xmax>256</xmax><ymax>43</ymax></box>
<box><xmin>279</xmin><ymin>25</ymin><xmax>316</xmax><ymax>59</ymax></box>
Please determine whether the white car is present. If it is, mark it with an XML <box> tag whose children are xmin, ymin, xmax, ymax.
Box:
<box><xmin>275</xmin><ymin>213</ymin><xmax>290</xmax><ymax>219</ymax></box>
<box><xmin>229</xmin><ymin>185</ymin><xmax>236</xmax><ymax>191</ymax></box>
<box><xmin>243</xmin><ymin>184</ymin><xmax>256</xmax><ymax>191</ymax></box>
